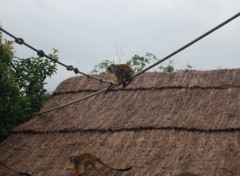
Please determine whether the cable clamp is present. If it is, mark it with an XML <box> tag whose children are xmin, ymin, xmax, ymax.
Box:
<box><xmin>73</xmin><ymin>68</ymin><xmax>79</xmax><ymax>74</ymax></box>
<box><xmin>15</xmin><ymin>38</ymin><xmax>24</xmax><ymax>45</ymax></box>
<box><xmin>67</xmin><ymin>65</ymin><xmax>74</xmax><ymax>71</ymax></box>
<box><xmin>37</xmin><ymin>50</ymin><xmax>45</xmax><ymax>57</ymax></box>
<box><xmin>104</xmin><ymin>82</ymin><xmax>114</xmax><ymax>94</ymax></box>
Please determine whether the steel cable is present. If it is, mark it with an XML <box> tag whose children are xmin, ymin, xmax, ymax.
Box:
<box><xmin>0</xmin><ymin>27</ymin><xmax>112</xmax><ymax>84</ymax></box>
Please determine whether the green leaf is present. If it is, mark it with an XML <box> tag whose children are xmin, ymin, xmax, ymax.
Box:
<box><xmin>0</xmin><ymin>32</ymin><xmax>58</xmax><ymax>141</ymax></box>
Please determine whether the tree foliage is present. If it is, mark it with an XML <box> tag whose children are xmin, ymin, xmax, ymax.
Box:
<box><xmin>158</xmin><ymin>60</ymin><xmax>175</xmax><ymax>72</ymax></box>
<box><xmin>126</xmin><ymin>53</ymin><xmax>158</xmax><ymax>72</ymax></box>
<box><xmin>0</xmin><ymin>34</ymin><xmax>21</xmax><ymax>140</ymax></box>
<box><xmin>12</xmin><ymin>50</ymin><xmax>58</xmax><ymax>115</ymax></box>
<box><xmin>91</xmin><ymin>52</ymin><xmax>192</xmax><ymax>74</ymax></box>
<box><xmin>91</xmin><ymin>59</ymin><xmax>113</xmax><ymax>75</ymax></box>
<box><xmin>0</xmin><ymin>32</ymin><xmax>58</xmax><ymax>141</ymax></box>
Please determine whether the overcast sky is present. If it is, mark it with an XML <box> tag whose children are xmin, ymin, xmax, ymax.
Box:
<box><xmin>1</xmin><ymin>0</ymin><xmax>240</xmax><ymax>91</ymax></box>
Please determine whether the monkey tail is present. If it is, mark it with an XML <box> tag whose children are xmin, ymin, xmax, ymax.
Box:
<box><xmin>96</xmin><ymin>158</ymin><xmax>132</xmax><ymax>171</ymax></box>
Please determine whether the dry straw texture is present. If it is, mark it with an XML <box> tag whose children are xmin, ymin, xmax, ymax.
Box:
<box><xmin>1</xmin><ymin>69</ymin><xmax>240</xmax><ymax>176</ymax></box>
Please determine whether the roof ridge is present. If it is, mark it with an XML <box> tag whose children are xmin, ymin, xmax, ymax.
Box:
<box><xmin>12</xmin><ymin>126</ymin><xmax>240</xmax><ymax>135</ymax></box>
<box><xmin>53</xmin><ymin>85</ymin><xmax>240</xmax><ymax>95</ymax></box>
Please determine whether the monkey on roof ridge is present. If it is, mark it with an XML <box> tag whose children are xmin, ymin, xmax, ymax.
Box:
<box><xmin>107</xmin><ymin>64</ymin><xmax>134</xmax><ymax>88</ymax></box>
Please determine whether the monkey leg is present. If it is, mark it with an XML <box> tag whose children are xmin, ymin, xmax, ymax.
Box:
<box><xmin>126</xmin><ymin>78</ymin><xmax>133</xmax><ymax>85</ymax></box>
<box><xmin>76</xmin><ymin>170</ymin><xmax>81</xmax><ymax>176</ymax></box>
<box><xmin>122</xmin><ymin>74</ymin><xmax>133</xmax><ymax>87</ymax></box>
<box><xmin>92</xmin><ymin>163</ymin><xmax>104</xmax><ymax>176</ymax></box>
<box><xmin>79</xmin><ymin>164</ymin><xmax>88</xmax><ymax>176</ymax></box>
<box><xmin>73</xmin><ymin>166</ymin><xmax>80</xmax><ymax>176</ymax></box>
<box><xmin>115</xmin><ymin>77</ymin><xmax>123</xmax><ymax>86</ymax></box>
<box><xmin>66</xmin><ymin>166</ymin><xmax>75</xmax><ymax>170</ymax></box>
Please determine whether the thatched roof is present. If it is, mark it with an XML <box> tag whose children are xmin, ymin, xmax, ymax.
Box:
<box><xmin>1</xmin><ymin>69</ymin><xmax>240</xmax><ymax>176</ymax></box>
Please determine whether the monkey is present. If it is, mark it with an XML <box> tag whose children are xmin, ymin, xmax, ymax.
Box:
<box><xmin>0</xmin><ymin>160</ymin><xmax>31</xmax><ymax>176</ymax></box>
<box><xmin>107</xmin><ymin>64</ymin><xmax>134</xmax><ymax>88</ymax></box>
<box><xmin>66</xmin><ymin>152</ymin><xmax>132</xmax><ymax>176</ymax></box>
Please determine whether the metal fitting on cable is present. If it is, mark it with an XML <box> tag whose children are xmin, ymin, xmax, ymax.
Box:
<box><xmin>73</xmin><ymin>68</ymin><xmax>79</xmax><ymax>74</ymax></box>
<box><xmin>37</xmin><ymin>50</ymin><xmax>45</xmax><ymax>57</ymax></box>
<box><xmin>0</xmin><ymin>27</ymin><xmax>114</xmax><ymax>85</ymax></box>
<box><xmin>15</xmin><ymin>38</ymin><xmax>24</xmax><ymax>45</ymax></box>
<box><xmin>67</xmin><ymin>65</ymin><xmax>74</xmax><ymax>71</ymax></box>
<box><xmin>51</xmin><ymin>58</ymin><xmax>58</xmax><ymax>63</ymax></box>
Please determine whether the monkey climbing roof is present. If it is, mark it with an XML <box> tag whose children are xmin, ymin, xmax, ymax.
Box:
<box><xmin>1</xmin><ymin>69</ymin><xmax>240</xmax><ymax>176</ymax></box>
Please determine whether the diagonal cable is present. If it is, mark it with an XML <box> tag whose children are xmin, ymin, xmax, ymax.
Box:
<box><xmin>0</xmin><ymin>27</ymin><xmax>112</xmax><ymax>85</ymax></box>
<box><xmin>130</xmin><ymin>11</ymin><xmax>240</xmax><ymax>80</ymax></box>
<box><xmin>35</xmin><ymin>86</ymin><xmax>110</xmax><ymax>116</ymax></box>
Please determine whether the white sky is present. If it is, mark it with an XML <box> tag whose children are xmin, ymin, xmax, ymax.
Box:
<box><xmin>1</xmin><ymin>0</ymin><xmax>240</xmax><ymax>91</ymax></box>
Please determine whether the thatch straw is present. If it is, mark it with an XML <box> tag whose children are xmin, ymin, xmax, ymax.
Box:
<box><xmin>1</xmin><ymin>69</ymin><xmax>240</xmax><ymax>176</ymax></box>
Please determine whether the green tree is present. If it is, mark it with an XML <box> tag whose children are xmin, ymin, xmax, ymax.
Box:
<box><xmin>0</xmin><ymin>32</ymin><xmax>58</xmax><ymax>141</ymax></box>
<box><xmin>0</xmin><ymin>33</ymin><xmax>22</xmax><ymax>140</ymax></box>
<box><xmin>158</xmin><ymin>60</ymin><xmax>175</xmax><ymax>72</ymax></box>
<box><xmin>91</xmin><ymin>52</ymin><xmax>181</xmax><ymax>74</ymax></box>
<box><xmin>91</xmin><ymin>59</ymin><xmax>113</xmax><ymax>75</ymax></box>
<box><xmin>126</xmin><ymin>53</ymin><xmax>158</xmax><ymax>72</ymax></box>
<box><xmin>12</xmin><ymin>49</ymin><xmax>58</xmax><ymax>116</ymax></box>
<box><xmin>91</xmin><ymin>52</ymin><xmax>159</xmax><ymax>74</ymax></box>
